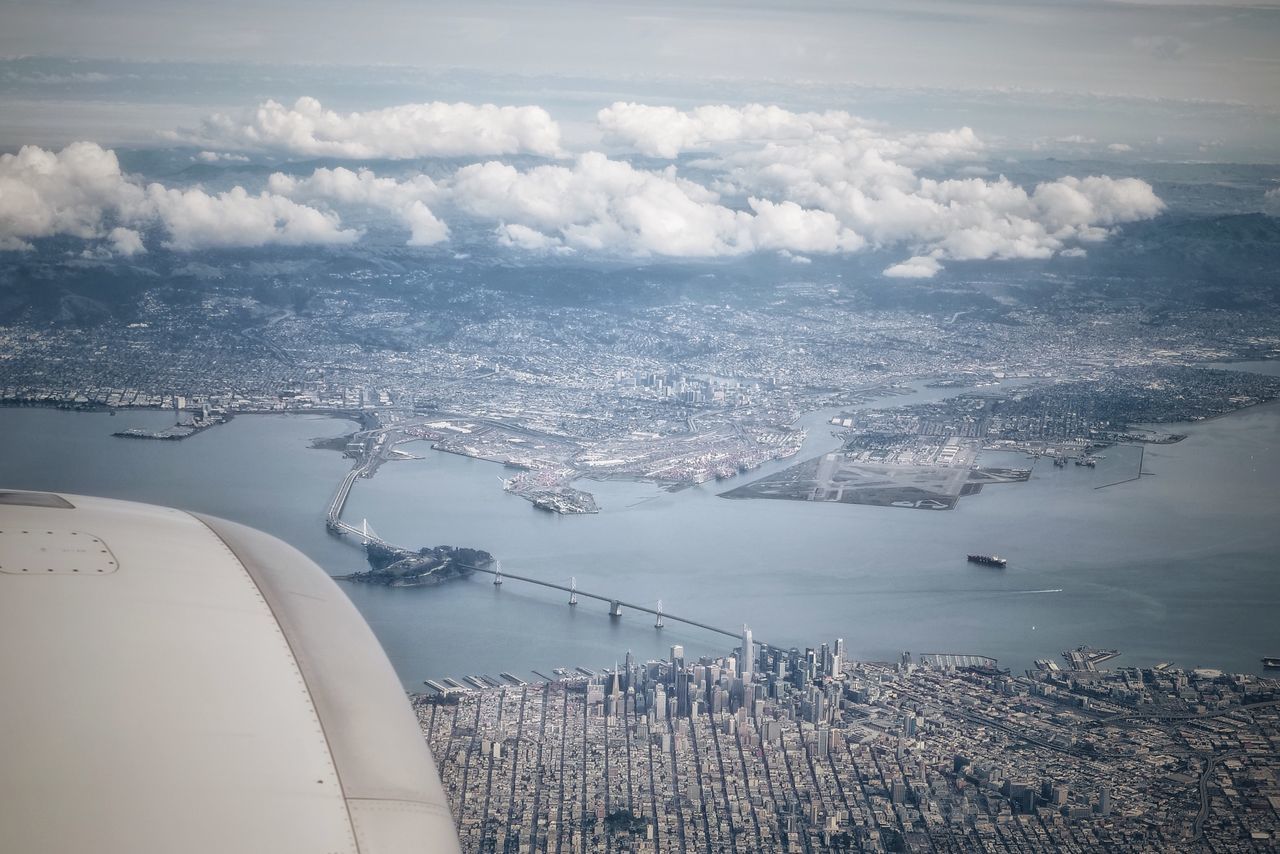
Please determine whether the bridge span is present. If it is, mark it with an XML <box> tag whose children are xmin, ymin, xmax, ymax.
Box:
<box><xmin>469</xmin><ymin>563</ymin><xmax>740</xmax><ymax>640</ymax></box>
<box><xmin>324</xmin><ymin>436</ymin><xmax>757</xmax><ymax>648</ymax></box>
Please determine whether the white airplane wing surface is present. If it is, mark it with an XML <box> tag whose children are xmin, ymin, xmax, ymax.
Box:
<box><xmin>0</xmin><ymin>489</ymin><xmax>461</xmax><ymax>854</ymax></box>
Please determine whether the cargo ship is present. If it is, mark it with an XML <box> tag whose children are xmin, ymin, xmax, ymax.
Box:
<box><xmin>1262</xmin><ymin>657</ymin><xmax>1280</xmax><ymax>670</ymax></box>
<box><xmin>967</xmin><ymin>554</ymin><xmax>1007</xmax><ymax>568</ymax></box>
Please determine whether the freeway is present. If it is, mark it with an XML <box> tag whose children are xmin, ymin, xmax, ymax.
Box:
<box><xmin>1194</xmin><ymin>750</ymin><xmax>1243</xmax><ymax>841</ymax></box>
<box><xmin>1095</xmin><ymin>697</ymin><xmax>1280</xmax><ymax>725</ymax></box>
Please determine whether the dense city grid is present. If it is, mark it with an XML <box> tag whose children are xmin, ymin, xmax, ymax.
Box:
<box><xmin>421</xmin><ymin>644</ymin><xmax>1280</xmax><ymax>853</ymax></box>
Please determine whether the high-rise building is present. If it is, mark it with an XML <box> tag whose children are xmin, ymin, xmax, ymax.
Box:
<box><xmin>741</xmin><ymin>625</ymin><xmax>753</xmax><ymax>680</ymax></box>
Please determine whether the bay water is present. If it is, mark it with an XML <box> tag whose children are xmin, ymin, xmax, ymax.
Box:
<box><xmin>2</xmin><ymin>374</ymin><xmax>1277</xmax><ymax>686</ymax></box>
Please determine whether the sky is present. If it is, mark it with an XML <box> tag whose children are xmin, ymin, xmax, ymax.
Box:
<box><xmin>0</xmin><ymin>0</ymin><xmax>1276</xmax><ymax>277</ymax></box>
<box><xmin>1</xmin><ymin>0</ymin><xmax>1277</xmax><ymax>156</ymax></box>
<box><xmin>4</xmin><ymin>0</ymin><xmax>1279</xmax><ymax>105</ymax></box>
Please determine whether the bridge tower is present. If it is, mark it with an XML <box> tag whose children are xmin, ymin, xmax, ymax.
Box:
<box><xmin>360</xmin><ymin>518</ymin><xmax>371</xmax><ymax>546</ymax></box>
<box><xmin>609</xmin><ymin>600</ymin><xmax>622</xmax><ymax>618</ymax></box>
<box><xmin>569</xmin><ymin>577</ymin><xmax>578</xmax><ymax>606</ymax></box>
<box><xmin>493</xmin><ymin>561</ymin><xmax>503</xmax><ymax>586</ymax></box>
<box><xmin>654</xmin><ymin>600</ymin><xmax>664</xmax><ymax>629</ymax></box>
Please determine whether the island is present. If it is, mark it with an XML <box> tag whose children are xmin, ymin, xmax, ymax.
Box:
<box><xmin>336</xmin><ymin>541</ymin><xmax>495</xmax><ymax>587</ymax></box>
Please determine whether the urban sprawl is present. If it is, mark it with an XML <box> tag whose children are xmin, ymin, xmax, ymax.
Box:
<box><xmin>421</xmin><ymin>637</ymin><xmax>1280</xmax><ymax>852</ymax></box>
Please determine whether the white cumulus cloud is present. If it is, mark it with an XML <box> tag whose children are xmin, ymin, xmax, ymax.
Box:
<box><xmin>3</xmin><ymin>106</ymin><xmax>1167</xmax><ymax>273</ymax></box>
<box><xmin>450</xmin><ymin>152</ymin><xmax>863</xmax><ymax>258</ymax></box>
<box><xmin>497</xmin><ymin>223</ymin><xmax>565</xmax><ymax>252</ymax></box>
<box><xmin>1262</xmin><ymin>187</ymin><xmax>1280</xmax><ymax>216</ymax></box>
<box><xmin>108</xmin><ymin>227</ymin><xmax>146</xmax><ymax>256</ymax></box>
<box><xmin>598</xmin><ymin>102</ymin><xmax>865</xmax><ymax>158</ymax></box>
<box><xmin>0</xmin><ymin>142</ymin><xmax>145</xmax><ymax>250</ymax></box>
<box><xmin>269</xmin><ymin>167</ymin><xmax>449</xmax><ymax>245</ymax></box>
<box><xmin>451</xmin><ymin>106</ymin><xmax>1159</xmax><ymax>271</ymax></box>
<box><xmin>144</xmin><ymin>184</ymin><xmax>359</xmax><ymax>250</ymax></box>
<box><xmin>704</xmin><ymin>128</ymin><xmax>1162</xmax><ymax>275</ymax></box>
<box><xmin>598</xmin><ymin>102</ymin><xmax>982</xmax><ymax>167</ymax></box>
<box><xmin>746</xmin><ymin>198</ymin><xmax>864</xmax><ymax>253</ymax></box>
<box><xmin>0</xmin><ymin>142</ymin><xmax>361</xmax><ymax>253</ymax></box>
<box><xmin>883</xmin><ymin>256</ymin><xmax>943</xmax><ymax>278</ymax></box>
<box><xmin>170</xmin><ymin>97</ymin><xmax>563</xmax><ymax>159</ymax></box>
<box><xmin>195</xmin><ymin>151</ymin><xmax>250</xmax><ymax>163</ymax></box>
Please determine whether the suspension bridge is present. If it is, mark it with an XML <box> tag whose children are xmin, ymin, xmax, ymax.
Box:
<box><xmin>325</xmin><ymin>446</ymin><xmax>749</xmax><ymax>644</ymax></box>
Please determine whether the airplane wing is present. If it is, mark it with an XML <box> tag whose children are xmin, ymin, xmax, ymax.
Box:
<box><xmin>0</xmin><ymin>489</ymin><xmax>461</xmax><ymax>854</ymax></box>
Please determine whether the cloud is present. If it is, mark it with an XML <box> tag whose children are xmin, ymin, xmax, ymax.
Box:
<box><xmin>0</xmin><ymin>142</ymin><xmax>145</xmax><ymax>250</ymax></box>
<box><xmin>144</xmin><ymin>184</ymin><xmax>359</xmax><ymax>250</ymax></box>
<box><xmin>598</xmin><ymin>102</ymin><xmax>864</xmax><ymax>158</ymax></box>
<box><xmin>1033</xmin><ymin>176</ymin><xmax>1165</xmax><ymax>229</ymax></box>
<box><xmin>695</xmin><ymin>121</ymin><xmax>1163</xmax><ymax>275</ymax></box>
<box><xmin>497</xmin><ymin>223</ymin><xmax>565</xmax><ymax>252</ymax></box>
<box><xmin>0</xmin><ymin>142</ymin><xmax>360</xmax><ymax>253</ymax></box>
<box><xmin>3</xmin><ymin>108</ymin><xmax>1166</xmax><ymax>272</ymax></box>
<box><xmin>108</xmin><ymin>226</ymin><xmax>145</xmax><ymax>256</ymax></box>
<box><xmin>746</xmin><ymin>198</ymin><xmax>863</xmax><ymax>253</ymax></box>
<box><xmin>883</xmin><ymin>256</ymin><xmax>942</xmax><ymax>278</ymax></box>
<box><xmin>269</xmin><ymin>166</ymin><xmax>449</xmax><ymax>245</ymax></box>
<box><xmin>399</xmin><ymin>201</ymin><xmax>448</xmax><ymax>246</ymax></box>
<box><xmin>195</xmin><ymin>151</ymin><xmax>250</xmax><ymax>163</ymax></box>
<box><xmin>598</xmin><ymin>102</ymin><xmax>982</xmax><ymax>166</ymax></box>
<box><xmin>1264</xmin><ymin>187</ymin><xmax>1280</xmax><ymax>217</ymax></box>
<box><xmin>451</xmin><ymin>152</ymin><xmax>863</xmax><ymax>258</ymax></box>
<box><xmin>1107</xmin><ymin>143</ymin><xmax>1134</xmax><ymax>153</ymax></box>
<box><xmin>170</xmin><ymin>96</ymin><xmax>563</xmax><ymax>159</ymax></box>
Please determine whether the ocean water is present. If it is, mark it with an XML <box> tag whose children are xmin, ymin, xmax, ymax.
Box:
<box><xmin>2</xmin><ymin>376</ymin><xmax>1277</xmax><ymax>686</ymax></box>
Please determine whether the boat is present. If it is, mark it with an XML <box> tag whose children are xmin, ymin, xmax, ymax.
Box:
<box><xmin>1262</xmin><ymin>657</ymin><xmax>1280</xmax><ymax>669</ymax></box>
<box><xmin>967</xmin><ymin>554</ymin><xmax>1007</xmax><ymax>568</ymax></box>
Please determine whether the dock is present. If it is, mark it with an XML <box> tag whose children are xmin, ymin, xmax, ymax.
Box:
<box><xmin>1063</xmin><ymin>645</ymin><xmax>1121</xmax><ymax>671</ymax></box>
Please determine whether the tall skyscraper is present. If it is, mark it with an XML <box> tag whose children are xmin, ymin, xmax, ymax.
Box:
<box><xmin>741</xmin><ymin>624</ymin><xmax>754</xmax><ymax>681</ymax></box>
<box><xmin>670</xmin><ymin>645</ymin><xmax>688</xmax><ymax>716</ymax></box>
